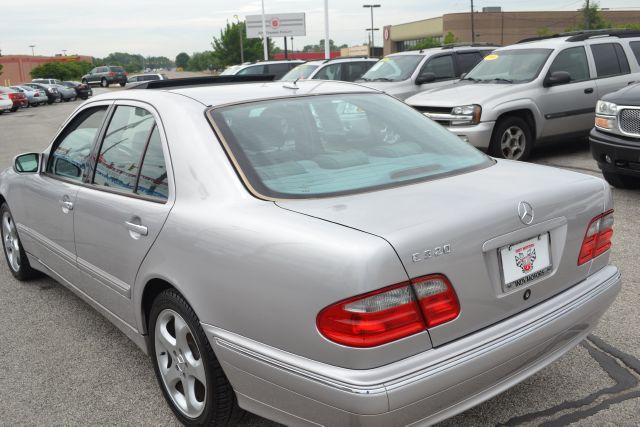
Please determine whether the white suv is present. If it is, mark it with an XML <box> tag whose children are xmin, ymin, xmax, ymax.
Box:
<box><xmin>280</xmin><ymin>57</ymin><xmax>378</xmax><ymax>82</ymax></box>
<box><xmin>406</xmin><ymin>29</ymin><xmax>640</xmax><ymax>160</ymax></box>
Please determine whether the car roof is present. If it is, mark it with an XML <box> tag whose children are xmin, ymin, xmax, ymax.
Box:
<box><xmin>389</xmin><ymin>45</ymin><xmax>496</xmax><ymax>57</ymax></box>
<box><xmin>95</xmin><ymin>80</ymin><xmax>380</xmax><ymax>107</ymax></box>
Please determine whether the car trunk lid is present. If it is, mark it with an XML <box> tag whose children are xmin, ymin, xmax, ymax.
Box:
<box><xmin>276</xmin><ymin>160</ymin><xmax>607</xmax><ymax>346</ymax></box>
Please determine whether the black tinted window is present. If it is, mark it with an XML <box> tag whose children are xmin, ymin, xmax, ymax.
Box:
<box><xmin>237</xmin><ymin>65</ymin><xmax>266</xmax><ymax>75</ymax></box>
<box><xmin>48</xmin><ymin>107</ymin><xmax>108</xmax><ymax>181</ymax></box>
<box><xmin>631</xmin><ymin>41</ymin><xmax>640</xmax><ymax>66</ymax></box>
<box><xmin>457</xmin><ymin>52</ymin><xmax>483</xmax><ymax>74</ymax></box>
<box><xmin>548</xmin><ymin>46</ymin><xmax>590</xmax><ymax>82</ymax></box>
<box><xmin>267</xmin><ymin>63</ymin><xmax>292</xmax><ymax>79</ymax></box>
<box><xmin>591</xmin><ymin>43</ymin><xmax>630</xmax><ymax>77</ymax></box>
<box><xmin>137</xmin><ymin>127</ymin><xmax>169</xmax><ymax>200</ymax></box>
<box><xmin>419</xmin><ymin>55</ymin><xmax>455</xmax><ymax>80</ymax></box>
<box><xmin>94</xmin><ymin>106</ymin><xmax>155</xmax><ymax>193</ymax></box>
<box><xmin>314</xmin><ymin>63</ymin><xmax>342</xmax><ymax>80</ymax></box>
<box><xmin>346</xmin><ymin>62</ymin><xmax>375</xmax><ymax>81</ymax></box>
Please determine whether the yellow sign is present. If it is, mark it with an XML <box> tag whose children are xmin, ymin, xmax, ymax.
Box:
<box><xmin>484</xmin><ymin>54</ymin><xmax>499</xmax><ymax>61</ymax></box>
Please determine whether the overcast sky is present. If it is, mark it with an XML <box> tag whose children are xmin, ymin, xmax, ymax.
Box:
<box><xmin>2</xmin><ymin>0</ymin><xmax>637</xmax><ymax>59</ymax></box>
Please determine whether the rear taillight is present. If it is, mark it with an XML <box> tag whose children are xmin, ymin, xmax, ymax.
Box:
<box><xmin>578</xmin><ymin>210</ymin><xmax>614</xmax><ymax>265</ymax></box>
<box><xmin>108</xmin><ymin>71</ymin><xmax>115</xmax><ymax>77</ymax></box>
<box><xmin>317</xmin><ymin>274</ymin><xmax>459</xmax><ymax>347</ymax></box>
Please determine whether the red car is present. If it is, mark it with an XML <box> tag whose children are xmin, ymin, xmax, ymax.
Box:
<box><xmin>0</xmin><ymin>87</ymin><xmax>28</xmax><ymax>111</ymax></box>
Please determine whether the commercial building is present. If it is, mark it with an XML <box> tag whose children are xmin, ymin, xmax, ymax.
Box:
<box><xmin>0</xmin><ymin>55</ymin><xmax>93</xmax><ymax>86</ymax></box>
<box><xmin>383</xmin><ymin>9</ymin><xmax>640</xmax><ymax>55</ymax></box>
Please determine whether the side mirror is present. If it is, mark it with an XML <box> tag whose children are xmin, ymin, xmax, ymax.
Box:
<box><xmin>13</xmin><ymin>153</ymin><xmax>40</xmax><ymax>173</ymax></box>
<box><xmin>415</xmin><ymin>72</ymin><xmax>437</xmax><ymax>85</ymax></box>
<box><xmin>544</xmin><ymin>71</ymin><xmax>571</xmax><ymax>87</ymax></box>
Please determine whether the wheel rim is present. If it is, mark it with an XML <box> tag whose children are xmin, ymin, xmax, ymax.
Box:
<box><xmin>155</xmin><ymin>309</ymin><xmax>207</xmax><ymax>419</ymax></box>
<box><xmin>2</xmin><ymin>212</ymin><xmax>20</xmax><ymax>272</ymax></box>
<box><xmin>500</xmin><ymin>126</ymin><xmax>526</xmax><ymax>160</ymax></box>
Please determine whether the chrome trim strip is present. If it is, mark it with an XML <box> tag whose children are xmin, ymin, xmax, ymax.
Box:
<box><xmin>214</xmin><ymin>338</ymin><xmax>388</xmax><ymax>396</ymax></box>
<box><xmin>77</xmin><ymin>257</ymin><xmax>131</xmax><ymax>298</ymax></box>
<box><xmin>16</xmin><ymin>223</ymin><xmax>75</xmax><ymax>264</ymax></box>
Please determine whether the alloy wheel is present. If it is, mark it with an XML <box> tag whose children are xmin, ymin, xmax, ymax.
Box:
<box><xmin>155</xmin><ymin>309</ymin><xmax>207</xmax><ymax>419</ymax></box>
<box><xmin>2</xmin><ymin>211</ymin><xmax>20</xmax><ymax>272</ymax></box>
<box><xmin>500</xmin><ymin>126</ymin><xmax>526</xmax><ymax>160</ymax></box>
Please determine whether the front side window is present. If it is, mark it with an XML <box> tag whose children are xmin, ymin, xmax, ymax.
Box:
<box><xmin>48</xmin><ymin>107</ymin><xmax>108</xmax><ymax>181</ymax></box>
<box><xmin>210</xmin><ymin>94</ymin><xmax>491</xmax><ymax>199</ymax></box>
<box><xmin>360</xmin><ymin>55</ymin><xmax>423</xmax><ymax>82</ymax></box>
<box><xmin>419</xmin><ymin>55</ymin><xmax>455</xmax><ymax>80</ymax></box>
<box><xmin>591</xmin><ymin>43</ymin><xmax>630</xmax><ymax>78</ymax></box>
<box><xmin>93</xmin><ymin>106</ymin><xmax>155</xmax><ymax>193</ymax></box>
<box><xmin>548</xmin><ymin>46</ymin><xmax>590</xmax><ymax>82</ymax></box>
<box><xmin>465</xmin><ymin>48</ymin><xmax>552</xmax><ymax>83</ymax></box>
<box><xmin>314</xmin><ymin>64</ymin><xmax>342</xmax><ymax>81</ymax></box>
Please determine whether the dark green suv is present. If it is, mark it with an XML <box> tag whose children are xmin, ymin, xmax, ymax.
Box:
<box><xmin>81</xmin><ymin>65</ymin><xmax>127</xmax><ymax>87</ymax></box>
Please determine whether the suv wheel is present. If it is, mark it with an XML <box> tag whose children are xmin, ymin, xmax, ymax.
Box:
<box><xmin>100</xmin><ymin>78</ymin><xmax>108</xmax><ymax>88</ymax></box>
<box><xmin>119</xmin><ymin>81</ymin><xmax>126</xmax><ymax>87</ymax></box>
<box><xmin>602</xmin><ymin>171</ymin><xmax>640</xmax><ymax>189</ymax></box>
<box><xmin>489</xmin><ymin>116</ymin><xmax>533</xmax><ymax>161</ymax></box>
<box><xmin>149</xmin><ymin>289</ymin><xmax>243</xmax><ymax>426</ymax></box>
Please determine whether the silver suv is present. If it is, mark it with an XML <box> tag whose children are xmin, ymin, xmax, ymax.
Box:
<box><xmin>357</xmin><ymin>44</ymin><xmax>497</xmax><ymax>100</ymax></box>
<box><xmin>406</xmin><ymin>29</ymin><xmax>640</xmax><ymax>160</ymax></box>
<box><xmin>220</xmin><ymin>60</ymin><xmax>304</xmax><ymax>79</ymax></box>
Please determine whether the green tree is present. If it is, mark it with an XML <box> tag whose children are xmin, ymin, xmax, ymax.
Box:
<box><xmin>93</xmin><ymin>52</ymin><xmax>145</xmax><ymax>73</ymax></box>
<box><xmin>302</xmin><ymin>39</ymin><xmax>343</xmax><ymax>53</ymax></box>
<box><xmin>414</xmin><ymin>37</ymin><xmax>442</xmax><ymax>50</ymax></box>
<box><xmin>567</xmin><ymin>1</ymin><xmax>607</xmax><ymax>30</ymax></box>
<box><xmin>175</xmin><ymin>52</ymin><xmax>190</xmax><ymax>69</ymax></box>
<box><xmin>30</xmin><ymin>61</ymin><xmax>92</xmax><ymax>80</ymax></box>
<box><xmin>443</xmin><ymin>32</ymin><xmax>459</xmax><ymax>44</ymax></box>
<box><xmin>187</xmin><ymin>51</ymin><xmax>217</xmax><ymax>71</ymax></box>
<box><xmin>211</xmin><ymin>22</ymin><xmax>273</xmax><ymax>66</ymax></box>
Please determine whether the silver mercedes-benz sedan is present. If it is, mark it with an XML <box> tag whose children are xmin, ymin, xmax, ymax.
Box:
<box><xmin>1</xmin><ymin>78</ymin><xmax>620</xmax><ymax>426</ymax></box>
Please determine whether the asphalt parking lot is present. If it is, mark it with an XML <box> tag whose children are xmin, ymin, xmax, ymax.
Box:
<box><xmin>0</xmin><ymin>90</ymin><xmax>638</xmax><ymax>426</ymax></box>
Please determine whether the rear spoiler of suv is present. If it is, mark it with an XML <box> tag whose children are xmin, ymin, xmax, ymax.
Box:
<box><xmin>128</xmin><ymin>75</ymin><xmax>275</xmax><ymax>90</ymax></box>
<box><xmin>518</xmin><ymin>29</ymin><xmax>640</xmax><ymax>44</ymax></box>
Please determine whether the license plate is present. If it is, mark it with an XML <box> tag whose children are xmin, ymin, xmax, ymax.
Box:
<box><xmin>499</xmin><ymin>233</ymin><xmax>552</xmax><ymax>293</ymax></box>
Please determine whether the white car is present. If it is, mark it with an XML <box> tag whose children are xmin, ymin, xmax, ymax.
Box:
<box><xmin>0</xmin><ymin>93</ymin><xmax>13</xmax><ymax>113</ymax></box>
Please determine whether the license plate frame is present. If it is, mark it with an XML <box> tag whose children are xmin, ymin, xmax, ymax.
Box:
<box><xmin>498</xmin><ymin>233</ymin><xmax>552</xmax><ymax>293</ymax></box>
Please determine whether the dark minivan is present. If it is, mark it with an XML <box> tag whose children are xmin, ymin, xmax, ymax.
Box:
<box><xmin>82</xmin><ymin>65</ymin><xmax>128</xmax><ymax>87</ymax></box>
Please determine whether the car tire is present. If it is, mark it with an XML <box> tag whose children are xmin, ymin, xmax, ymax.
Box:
<box><xmin>489</xmin><ymin>116</ymin><xmax>533</xmax><ymax>161</ymax></box>
<box><xmin>100</xmin><ymin>78</ymin><xmax>108</xmax><ymax>88</ymax></box>
<box><xmin>602</xmin><ymin>171</ymin><xmax>640</xmax><ymax>189</ymax></box>
<box><xmin>1</xmin><ymin>203</ymin><xmax>38</xmax><ymax>281</ymax></box>
<box><xmin>149</xmin><ymin>289</ymin><xmax>243</xmax><ymax>426</ymax></box>
<box><xmin>119</xmin><ymin>82</ymin><xmax>126</xmax><ymax>87</ymax></box>
<box><xmin>10</xmin><ymin>107</ymin><xmax>18</xmax><ymax>112</ymax></box>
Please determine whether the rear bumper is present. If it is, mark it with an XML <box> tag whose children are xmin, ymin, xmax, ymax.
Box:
<box><xmin>590</xmin><ymin>128</ymin><xmax>640</xmax><ymax>177</ymax></box>
<box><xmin>204</xmin><ymin>265</ymin><xmax>620</xmax><ymax>426</ymax></box>
<box><xmin>443</xmin><ymin>121</ymin><xmax>495</xmax><ymax>150</ymax></box>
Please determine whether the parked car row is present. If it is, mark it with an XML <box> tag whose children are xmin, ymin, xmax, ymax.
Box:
<box><xmin>0</xmin><ymin>80</ymin><xmax>93</xmax><ymax>115</ymax></box>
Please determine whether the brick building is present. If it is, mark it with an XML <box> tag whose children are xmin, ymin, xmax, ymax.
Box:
<box><xmin>383</xmin><ymin>10</ymin><xmax>640</xmax><ymax>55</ymax></box>
<box><xmin>0</xmin><ymin>55</ymin><xmax>93</xmax><ymax>86</ymax></box>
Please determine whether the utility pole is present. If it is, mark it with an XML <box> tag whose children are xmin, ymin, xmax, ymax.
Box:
<box><xmin>585</xmin><ymin>0</ymin><xmax>590</xmax><ymax>30</ymax></box>
<box><xmin>324</xmin><ymin>0</ymin><xmax>330</xmax><ymax>59</ymax></box>
<box><xmin>470</xmin><ymin>0</ymin><xmax>475</xmax><ymax>43</ymax></box>
<box><xmin>363</xmin><ymin>5</ymin><xmax>381</xmax><ymax>57</ymax></box>
<box><xmin>261</xmin><ymin>0</ymin><xmax>268</xmax><ymax>60</ymax></box>
<box><xmin>234</xmin><ymin>15</ymin><xmax>244</xmax><ymax>63</ymax></box>
<box><xmin>29</xmin><ymin>45</ymin><xmax>35</xmax><ymax>56</ymax></box>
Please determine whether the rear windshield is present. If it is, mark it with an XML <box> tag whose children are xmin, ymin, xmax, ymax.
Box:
<box><xmin>110</xmin><ymin>66</ymin><xmax>124</xmax><ymax>72</ymax></box>
<box><xmin>360</xmin><ymin>55</ymin><xmax>423</xmax><ymax>82</ymax></box>
<box><xmin>210</xmin><ymin>93</ymin><xmax>491</xmax><ymax>199</ymax></box>
<box><xmin>281</xmin><ymin>64</ymin><xmax>320</xmax><ymax>81</ymax></box>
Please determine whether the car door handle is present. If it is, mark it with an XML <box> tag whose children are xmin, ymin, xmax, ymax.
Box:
<box><xmin>125</xmin><ymin>221</ymin><xmax>148</xmax><ymax>236</ymax></box>
<box><xmin>584</xmin><ymin>88</ymin><xmax>594</xmax><ymax>94</ymax></box>
<box><xmin>60</xmin><ymin>200</ymin><xmax>73</xmax><ymax>211</ymax></box>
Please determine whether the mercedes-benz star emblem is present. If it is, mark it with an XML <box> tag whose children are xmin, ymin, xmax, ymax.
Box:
<box><xmin>518</xmin><ymin>201</ymin><xmax>534</xmax><ymax>225</ymax></box>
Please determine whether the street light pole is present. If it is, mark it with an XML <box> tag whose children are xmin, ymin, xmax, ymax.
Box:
<box><xmin>363</xmin><ymin>4</ymin><xmax>381</xmax><ymax>56</ymax></box>
<box><xmin>470</xmin><ymin>0</ymin><xmax>475</xmax><ymax>43</ymax></box>
<box><xmin>234</xmin><ymin>15</ymin><xmax>245</xmax><ymax>63</ymax></box>
<box><xmin>324</xmin><ymin>0</ymin><xmax>330</xmax><ymax>59</ymax></box>
<box><xmin>261</xmin><ymin>0</ymin><xmax>268</xmax><ymax>60</ymax></box>
<box><xmin>29</xmin><ymin>45</ymin><xmax>35</xmax><ymax>56</ymax></box>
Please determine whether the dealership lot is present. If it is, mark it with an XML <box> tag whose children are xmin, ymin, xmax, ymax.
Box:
<box><xmin>0</xmin><ymin>91</ymin><xmax>638</xmax><ymax>426</ymax></box>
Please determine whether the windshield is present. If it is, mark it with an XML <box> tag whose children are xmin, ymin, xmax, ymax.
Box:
<box><xmin>360</xmin><ymin>55</ymin><xmax>423</xmax><ymax>82</ymax></box>
<box><xmin>464</xmin><ymin>49</ymin><xmax>552</xmax><ymax>83</ymax></box>
<box><xmin>210</xmin><ymin>93</ymin><xmax>491</xmax><ymax>199</ymax></box>
<box><xmin>281</xmin><ymin>64</ymin><xmax>320</xmax><ymax>81</ymax></box>
<box><xmin>220</xmin><ymin>65</ymin><xmax>240</xmax><ymax>75</ymax></box>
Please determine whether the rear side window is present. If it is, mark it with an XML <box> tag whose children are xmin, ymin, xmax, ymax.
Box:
<box><xmin>457</xmin><ymin>52</ymin><xmax>483</xmax><ymax>74</ymax></box>
<box><xmin>630</xmin><ymin>41</ymin><xmax>640</xmax><ymax>66</ymax></box>
<box><xmin>548</xmin><ymin>46</ymin><xmax>590</xmax><ymax>82</ymax></box>
<box><xmin>345</xmin><ymin>62</ymin><xmax>375</xmax><ymax>81</ymax></box>
<box><xmin>48</xmin><ymin>107</ymin><xmax>108</xmax><ymax>181</ymax></box>
<box><xmin>419</xmin><ymin>55</ymin><xmax>455</xmax><ymax>80</ymax></box>
<box><xmin>137</xmin><ymin>127</ymin><xmax>169</xmax><ymax>200</ymax></box>
<box><xmin>94</xmin><ymin>106</ymin><xmax>155</xmax><ymax>193</ymax></box>
<box><xmin>591</xmin><ymin>43</ymin><xmax>630</xmax><ymax>77</ymax></box>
